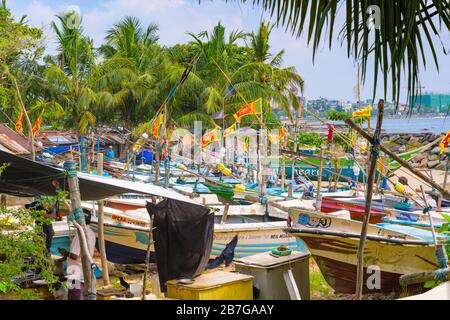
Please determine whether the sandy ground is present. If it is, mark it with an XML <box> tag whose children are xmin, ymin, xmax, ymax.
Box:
<box><xmin>391</xmin><ymin>168</ymin><xmax>449</xmax><ymax>192</ymax></box>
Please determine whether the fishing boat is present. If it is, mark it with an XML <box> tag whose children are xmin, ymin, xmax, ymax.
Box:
<box><xmin>320</xmin><ymin>196</ymin><xmax>387</xmax><ymax>223</ymax></box>
<box><xmin>287</xmin><ymin>209</ymin><xmax>447</xmax><ymax>294</ymax></box>
<box><xmin>84</xmin><ymin>202</ymin><xmax>303</xmax><ymax>264</ymax></box>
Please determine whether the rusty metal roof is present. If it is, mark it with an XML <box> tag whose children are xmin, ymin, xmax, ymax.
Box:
<box><xmin>0</xmin><ymin>124</ymin><xmax>32</xmax><ymax>155</ymax></box>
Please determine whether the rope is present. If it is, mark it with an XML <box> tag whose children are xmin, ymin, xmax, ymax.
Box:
<box><xmin>68</xmin><ymin>207</ymin><xmax>85</xmax><ymax>223</ymax></box>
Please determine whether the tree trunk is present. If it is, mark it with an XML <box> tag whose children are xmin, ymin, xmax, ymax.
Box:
<box><xmin>65</xmin><ymin>153</ymin><xmax>92</xmax><ymax>297</ymax></box>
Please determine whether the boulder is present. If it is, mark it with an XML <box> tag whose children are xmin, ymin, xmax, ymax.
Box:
<box><xmin>429</xmin><ymin>154</ymin><xmax>440</xmax><ymax>161</ymax></box>
<box><xmin>408</xmin><ymin>136</ymin><xmax>420</xmax><ymax>144</ymax></box>
<box><xmin>420</xmin><ymin>158</ymin><xmax>428</xmax><ymax>168</ymax></box>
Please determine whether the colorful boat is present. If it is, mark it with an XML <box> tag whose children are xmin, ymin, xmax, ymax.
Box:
<box><xmin>320</xmin><ymin>196</ymin><xmax>386</xmax><ymax>223</ymax></box>
<box><xmin>287</xmin><ymin>209</ymin><xmax>446</xmax><ymax>294</ymax></box>
<box><xmin>86</xmin><ymin>203</ymin><xmax>303</xmax><ymax>264</ymax></box>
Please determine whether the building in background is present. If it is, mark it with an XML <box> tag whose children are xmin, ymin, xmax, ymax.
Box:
<box><xmin>411</xmin><ymin>93</ymin><xmax>450</xmax><ymax>113</ymax></box>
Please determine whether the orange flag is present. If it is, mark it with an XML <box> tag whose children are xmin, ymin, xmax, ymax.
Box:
<box><xmin>279</xmin><ymin>126</ymin><xmax>285</xmax><ymax>142</ymax></box>
<box><xmin>32</xmin><ymin>113</ymin><xmax>43</xmax><ymax>137</ymax></box>
<box><xmin>202</xmin><ymin>129</ymin><xmax>219</xmax><ymax>148</ymax></box>
<box><xmin>15</xmin><ymin>112</ymin><xmax>23</xmax><ymax>133</ymax></box>
<box><xmin>151</xmin><ymin>114</ymin><xmax>163</xmax><ymax>139</ymax></box>
<box><xmin>233</xmin><ymin>98</ymin><xmax>262</xmax><ymax>122</ymax></box>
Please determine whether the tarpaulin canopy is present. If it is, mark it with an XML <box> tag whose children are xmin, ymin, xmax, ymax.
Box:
<box><xmin>44</xmin><ymin>144</ymin><xmax>78</xmax><ymax>155</ymax></box>
<box><xmin>0</xmin><ymin>150</ymin><xmax>199</xmax><ymax>204</ymax></box>
<box><xmin>146</xmin><ymin>199</ymin><xmax>214</xmax><ymax>292</ymax></box>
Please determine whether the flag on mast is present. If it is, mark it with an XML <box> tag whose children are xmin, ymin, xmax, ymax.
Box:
<box><xmin>151</xmin><ymin>113</ymin><xmax>163</xmax><ymax>139</ymax></box>
<box><xmin>15</xmin><ymin>112</ymin><xmax>23</xmax><ymax>133</ymax></box>
<box><xmin>352</xmin><ymin>104</ymin><xmax>371</xmax><ymax>118</ymax></box>
<box><xmin>439</xmin><ymin>131</ymin><xmax>450</xmax><ymax>154</ymax></box>
<box><xmin>223</xmin><ymin>123</ymin><xmax>237</xmax><ymax>137</ymax></box>
<box><xmin>202</xmin><ymin>129</ymin><xmax>219</xmax><ymax>148</ymax></box>
<box><xmin>233</xmin><ymin>98</ymin><xmax>262</xmax><ymax>122</ymax></box>
<box><xmin>32</xmin><ymin>112</ymin><xmax>43</xmax><ymax>137</ymax></box>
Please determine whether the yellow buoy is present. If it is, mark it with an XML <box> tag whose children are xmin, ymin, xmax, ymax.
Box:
<box><xmin>218</xmin><ymin>163</ymin><xmax>232</xmax><ymax>176</ymax></box>
<box><xmin>394</xmin><ymin>183</ymin><xmax>405</xmax><ymax>194</ymax></box>
<box><xmin>234</xmin><ymin>184</ymin><xmax>246</xmax><ymax>192</ymax></box>
<box><xmin>177</xmin><ymin>163</ymin><xmax>187</xmax><ymax>171</ymax></box>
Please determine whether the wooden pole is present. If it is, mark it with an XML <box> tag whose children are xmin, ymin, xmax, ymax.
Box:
<box><xmin>65</xmin><ymin>153</ymin><xmax>92</xmax><ymax>298</ymax></box>
<box><xmin>142</xmin><ymin>216</ymin><xmax>153</xmax><ymax>300</ymax></box>
<box><xmin>345</xmin><ymin>118</ymin><xmax>450</xmax><ymax>199</ymax></box>
<box><xmin>355</xmin><ymin>99</ymin><xmax>384</xmax><ymax>299</ymax></box>
<box><xmin>96</xmin><ymin>153</ymin><xmax>109</xmax><ymax>286</ymax></box>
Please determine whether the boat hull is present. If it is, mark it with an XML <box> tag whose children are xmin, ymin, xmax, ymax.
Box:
<box><xmin>290</xmin><ymin>232</ymin><xmax>437</xmax><ymax>294</ymax></box>
<box><xmin>321</xmin><ymin>197</ymin><xmax>386</xmax><ymax>224</ymax></box>
<box><xmin>90</xmin><ymin>221</ymin><xmax>303</xmax><ymax>264</ymax></box>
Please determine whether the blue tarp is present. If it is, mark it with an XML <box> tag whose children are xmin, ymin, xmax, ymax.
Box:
<box><xmin>135</xmin><ymin>150</ymin><xmax>153</xmax><ymax>163</ymax></box>
<box><xmin>44</xmin><ymin>144</ymin><xmax>78</xmax><ymax>155</ymax></box>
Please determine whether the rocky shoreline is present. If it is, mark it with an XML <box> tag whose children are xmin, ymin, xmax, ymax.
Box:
<box><xmin>381</xmin><ymin>133</ymin><xmax>448</xmax><ymax>170</ymax></box>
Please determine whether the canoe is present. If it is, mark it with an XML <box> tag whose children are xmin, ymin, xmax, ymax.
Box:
<box><xmin>287</xmin><ymin>209</ymin><xmax>445</xmax><ymax>294</ymax></box>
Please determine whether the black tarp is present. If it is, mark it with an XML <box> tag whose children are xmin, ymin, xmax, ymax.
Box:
<box><xmin>146</xmin><ymin>198</ymin><xmax>214</xmax><ymax>292</ymax></box>
<box><xmin>0</xmin><ymin>150</ymin><xmax>199</xmax><ymax>203</ymax></box>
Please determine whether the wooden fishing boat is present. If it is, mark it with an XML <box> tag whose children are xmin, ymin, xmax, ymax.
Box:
<box><xmin>320</xmin><ymin>196</ymin><xmax>386</xmax><ymax>223</ymax></box>
<box><xmin>287</xmin><ymin>209</ymin><xmax>446</xmax><ymax>294</ymax></box>
<box><xmin>85</xmin><ymin>203</ymin><xmax>302</xmax><ymax>264</ymax></box>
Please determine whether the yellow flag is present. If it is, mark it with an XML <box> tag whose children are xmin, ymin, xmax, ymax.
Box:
<box><xmin>223</xmin><ymin>123</ymin><xmax>237</xmax><ymax>137</ymax></box>
<box><xmin>352</xmin><ymin>104</ymin><xmax>371</xmax><ymax>118</ymax></box>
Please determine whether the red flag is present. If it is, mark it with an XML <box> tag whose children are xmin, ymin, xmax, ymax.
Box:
<box><xmin>327</xmin><ymin>124</ymin><xmax>334</xmax><ymax>143</ymax></box>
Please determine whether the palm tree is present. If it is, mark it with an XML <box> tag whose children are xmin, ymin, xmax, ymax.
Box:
<box><xmin>44</xmin><ymin>12</ymin><xmax>98</xmax><ymax>135</ymax></box>
<box><xmin>96</xmin><ymin>16</ymin><xmax>164</xmax><ymax>133</ymax></box>
<box><xmin>222</xmin><ymin>0</ymin><xmax>450</xmax><ymax>108</ymax></box>
<box><xmin>247</xmin><ymin>21</ymin><xmax>305</xmax><ymax>122</ymax></box>
<box><xmin>183</xmin><ymin>22</ymin><xmax>304</xmax><ymax>129</ymax></box>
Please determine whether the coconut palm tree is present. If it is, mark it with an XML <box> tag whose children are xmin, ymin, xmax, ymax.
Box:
<box><xmin>44</xmin><ymin>12</ymin><xmax>99</xmax><ymax>135</ymax></box>
<box><xmin>247</xmin><ymin>21</ymin><xmax>305</xmax><ymax>122</ymax></box>
<box><xmin>227</xmin><ymin>0</ymin><xmax>450</xmax><ymax>108</ymax></box>
<box><xmin>185</xmin><ymin>22</ymin><xmax>304</xmax><ymax>127</ymax></box>
<box><xmin>96</xmin><ymin>16</ymin><xmax>165</xmax><ymax>132</ymax></box>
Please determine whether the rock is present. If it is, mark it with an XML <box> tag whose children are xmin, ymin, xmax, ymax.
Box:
<box><xmin>397</xmin><ymin>138</ymin><xmax>408</xmax><ymax>145</ymax></box>
<box><xmin>390</xmin><ymin>135</ymin><xmax>401</xmax><ymax>142</ymax></box>
<box><xmin>427</xmin><ymin>160</ymin><xmax>440</xmax><ymax>168</ymax></box>
<box><xmin>429</xmin><ymin>154</ymin><xmax>440</xmax><ymax>161</ymax></box>
<box><xmin>408</xmin><ymin>136</ymin><xmax>420</xmax><ymax>144</ymax></box>
<box><xmin>420</xmin><ymin>159</ymin><xmax>428</xmax><ymax>168</ymax></box>
<box><xmin>413</xmin><ymin>153</ymin><xmax>426</xmax><ymax>163</ymax></box>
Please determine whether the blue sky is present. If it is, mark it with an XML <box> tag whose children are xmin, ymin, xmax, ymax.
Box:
<box><xmin>7</xmin><ymin>0</ymin><xmax>450</xmax><ymax>102</ymax></box>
